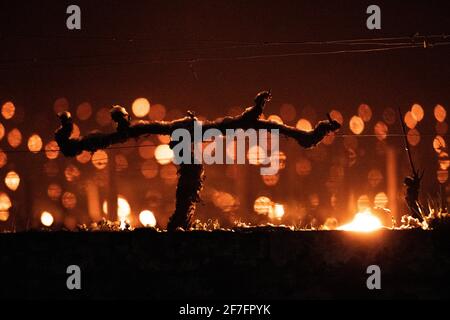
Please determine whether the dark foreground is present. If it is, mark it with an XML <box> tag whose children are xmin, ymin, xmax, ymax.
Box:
<box><xmin>0</xmin><ymin>229</ymin><xmax>448</xmax><ymax>299</ymax></box>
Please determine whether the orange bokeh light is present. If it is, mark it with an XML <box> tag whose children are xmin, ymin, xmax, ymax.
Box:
<box><xmin>349</xmin><ymin>116</ymin><xmax>364</xmax><ymax>135</ymax></box>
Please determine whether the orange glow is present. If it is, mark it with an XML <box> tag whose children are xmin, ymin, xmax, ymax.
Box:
<box><xmin>139</xmin><ymin>210</ymin><xmax>157</xmax><ymax>227</ymax></box>
<box><xmin>70</xmin><ymin>123</ymin><xmax>80</xmax><ymax>139</ymax></box>
<box><xmin>103</xmin><ymin>196</ymin><xmax>131</xmax><ymax>219</ymax></box>
<box><xmin>5</xmin><ymin>171</ymin><xmax>20</xmax><ymax>191</ymax></box>
<box><xmin>295</xmin><ymin>158</ymin><xmax>312</xmax><ymax>176</ymax></box>
<box><xmin>53</xmin><ymin>97</ymin><xmax>69</xmax><ymax>114</ymax></box>
<box><xmin>40</xmin><ymin>211</ymin><xmax>54</xmax><ymax>227</ymax></box>
<box><xmin>407</xmin><ymin>128</ymin><xmax>421</xmax><ymax>146</ymax></box>
<box><xmin>44</xmin><ymin>161</ymin><xmax>59</xmax><ymax>177</ymax></box>
<box><xmin>0</xmin><ymin>211</ymin><xmax>8</xmax><ymax>222</ymax></box>
<box><xmin>0</xmin><ymin>192</ymin><xmax>12</xmax><ymax>214</ymax></box>
<box><xmin>433</xmin><ymin>136</ymin><xmax>446</xmax><ymax>153</ymax></box>
<box><xmin>2</xmin><ymin>101</ymin><xmax>15</xmax><ymax>119</ymax></box>
<box><xmin>437</xmin><ymin>170</ymin><xmax>448</xmax><ymax>184</ymax></box>
<box><xmin>76</xmin><ymin>102</ymin><xmax>92</xmax><ymax>120</ymax></box>
<box><xmin>27</xmin><ymin>134</ymin><xmax>43</xmax><ymax>153</ymax></box>
<box><xmin>132</xmin><ymin>98</ymin><xmax>151</xmax><ymax>118</ymax></box>
<box><xmin>374</xmin><ymin>192</ymin><xmax>388</xmax><ymax>208</ymax></box>
<box><xmin>329</xmin><ymin>110</ymin><xmax>344</xmax><ymax>125</ymax></box>
<box><xmin>45</xmin><ymin>141</ymin><xmax>60</xmax><ymax>159</ymax></box>
<box><xmin>405</xmin><ymin>113</ymin><xmax>419</xmax><ymax>132</ymax></box>
<box><xmin>338</xmin><ymin>210</ymin><xmax>382</xmax><ymax>232</ymax></box>
<box><xmin>357</xmin><ymin>195</ymin><xmax>370</xmax><ymax>211</ymax></box>
<box><xmin>47</xmin><ymin>183</ymin><xmax>62</xmax><ymax>200</ymax></box>
<box><xmin>411</xmin><ymin>104</ymin><xmax>424</xmax><ymax>122</ymax></box>
<box><xmin>349</xmin><ymin>116</ymin><xmax>364</xmax><ymax>135</ymax></box>
<box><xmin>211</xmin><ymin>191</ymin><xmax>237</xmax><ymax>213</ymax></box>
<box><xmin>139</xmin><ymin>140</ymin><xmax>156</xmax><ymax>159</ymax></box>
<box><xmin>64</xmin><ymin>164</ymin><xmax>81</xmax><ymax>182</ymax></box>
<box><xmin>436</xmin><ymin>121</ymin><xmax>448</xmax><ymax>135</ymax></box>
<box><xmin>271</xmin><ymin>150</ymin><xmax>286</xmax><ymax>169</ymax></box>
<box><xmin>404</xmin><ymin>111</ymin><xmax>417</xmax><ymax>129</ymax></box>
<box><xmin>322</xmin><ymin>132</ymin><xmax>336</xmax><ymax>145</ymax></box>
<box><xmin>296</xmin><ymin>118</ymin><xmax>313</xmax><ymax>132</ymax></box>
<box><xmin>262</xmin><ymin>174</ymin><xmax>279</xmax><ymax>186</ymax></box>
<box><xmin>62</xmin><ymin>192</ymin><xmax>77</xmax><ymax>209</ymax></box>
<box><xmin>148</xmin><ymin>104</ymin><xmax>166</xmax><ymax>121</ymax></box>
<box><xmin>76</xmin><ymin>150</ymin><xmax>91</xmax><ymax>163</ymax></box>
<box><xmin>438</xmin><ymin>152</ymin><xmax>450</xmax><ymax>170</ymax></box>
<box><xmin>141</xmin><ymin>160</ymin><xmax>158</xmax><ymax>179</ymax></box>
<box><xmin>247</xmin><ymin>145</ymin><xmax>267</xmax><ymax>165</ymax></box>
<box><xmin>92</xmin><ymin>150</ymin><xmax>108</xmax><ymax>169</ymax></box>
<box><xmin>434</xmin><ymin>104</ymin><xmax>447</xmax><ymax>122</ymax></box>
<box><xmin>268</xmin><ymin>115</ymin><xmax>283</xmax><ymax>124</ymax></box>
<box><xmin>160</xmin><ymin>164</ymin><xmax>178</xmax><ymax>185</ymax></box>
<box><xmin>0</xmin><ymin>150</ymin><xmax>7</xmax><ymax>168</ymax></box>
<box><xmin>254</xmin><ymin>196</ymin><xmax>273</xmax><ymax>215</ymax></box>
<box><xmin>158</xmin><ymin>135</ymin><xmax>171</xmax><ymax>144</ymax></box>
<box><xmin>358</xmin><ymin>104</ymin><xmax>372</xmax><ymax>122</ymax></box>
<box><xmin>279</xmin><ymin>103</ymin><xmax>296</xmax><ymax>122</ymax></box>
<box><xmin>268</xmin><ymin>203</ymin><xmax>285</xmax><ymax>220</ymax></box>
<box><xmin>154</xmin><ymin>144</ymin><xmax>174</xmax><ymax>165</ymax></box>
<box><xmin>115</xmin><ymin>154</ymin><xmax>128</xmax><ymax>171</ymax></box>
<box><xmin>374</xmin><ymin>121</ymin><xmax>388</xmax><ymax>141</ymax></box>
<box><xmin>96</xmin><ymin>107</ymin><xmax>112</xmax><ymax>126</ymax></box>
<box><xmin>7</xmin><ymin>128</ymin><xmax>22</xmax><ymax>148</ymax></box>
<box><xmin>0</xmin><ymin>123</ymin><xmax>4</xmax><ymax>140</ymax></box>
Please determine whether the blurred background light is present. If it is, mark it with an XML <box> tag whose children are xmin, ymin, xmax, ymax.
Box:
<box><xmin>27</xmin><ymin>134</ymin><xmax>43</xmax><ymax>153</ymax></box>
<box><xmin>5</xmin><ymin>171</ymin><xmax>20</xmax><ymax>191</ymax></box>
<box><xmin>349</xmin><ymin>116</ymin><xmax>364</xmax><ymax>134</ymax></box>
<box><xmin>132</xmin><ymin>98</ymin><xmax>150</xmax><ymax>118</ymax></box>
<box><xmin>154</xmin><ymin>144</ymin><xmax>174</xmax><ymax>165</ymax></box>
<box><xmin>2</xmin><ymin>101</ymin><xmax>15</xmax><ymax>119</ymax></box>
<box><xmin>40</xmin><ymin>211</ymin><xmax>54</xmax><ymax>227</ymax></box>
<box><xmin>139</xmin><ymin>210</ymin><xmax>157</xmax><ymax>227</ymax></box>
<box><xmin>7</xmin><ymin>128</ymin><xmax>22</xmax><ymax>148</ymax></box>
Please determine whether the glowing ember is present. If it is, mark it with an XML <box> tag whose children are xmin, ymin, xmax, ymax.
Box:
<box><xmin>338</xmin><ymin>210</ymin><xmax>382</xmax><ymax>232</ymax></box>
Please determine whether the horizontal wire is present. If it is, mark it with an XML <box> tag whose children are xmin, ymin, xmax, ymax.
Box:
<box><xmin>2</xmin><ymin>34</ymin><xmax>447</xmax><ymax>64</ymax></box>
<box><xmin>1</xmin><ymin>40</ymin><xmax>449</xmax><ymax>69</ymax></box>
<box><xmin>2</xmin><ymin>33</ymin><xmax>447</xmax><ymax>43</ymax></box>
<box><xmin>0</xmin><ymin>133</ymin><xmax>447</xmax><ymax>154</ymax></box>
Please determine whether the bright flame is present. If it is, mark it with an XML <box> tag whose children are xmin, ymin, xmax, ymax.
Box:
<box><xmin>102</xmin><ymin>196</ymin><xmax>131</xmax><ymax>220</ymax></box>
<box><xmin>40</xmin><ymin>211</ymin><xmax>54</xmax><ymax>227</ymax></box>
<box><xmin>269</xmin><ymin>203</ymin><xmax>285</xmax><ymax>220</ymax></box>
<box><xmin>338</xmin><ymin>210</ymin><xmax>382</xmax><ymax>232</ymax></box>
<box><xmin>139</xmin><ymin>210</ymin><xmax>157</xmax><ymax>227</ymax></box>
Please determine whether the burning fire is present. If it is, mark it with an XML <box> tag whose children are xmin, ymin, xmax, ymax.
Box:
<box><xmin>338</xmin><ymin>210</ymin><xmax>382</xmax><ymax>232</ymax></box>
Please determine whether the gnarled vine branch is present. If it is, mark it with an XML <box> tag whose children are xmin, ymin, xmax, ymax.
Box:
<box><xmin>55</xmin><ymin>91</ymin><xmax>340</xmax><ymax>230</ymax></box>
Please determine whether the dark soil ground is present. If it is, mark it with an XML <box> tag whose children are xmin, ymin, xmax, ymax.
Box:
<box><xmin>0</xmin><ymin>229</ymin><xmax>448</xmax><ymax>299</ymax></box>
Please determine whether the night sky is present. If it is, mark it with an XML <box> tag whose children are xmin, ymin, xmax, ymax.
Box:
<box><xmin>0</xmin><ymin>0</ymin><xmax>449</xmax><ymax>229</ymax></box>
